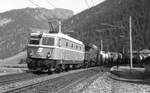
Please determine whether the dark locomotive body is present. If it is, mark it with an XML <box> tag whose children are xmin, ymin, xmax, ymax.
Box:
<box><xmin>84</xmin><ymin>44</ymin><xmax>100</xmax><ymax>67</ymax></box>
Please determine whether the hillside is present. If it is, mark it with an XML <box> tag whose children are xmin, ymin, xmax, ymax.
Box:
<box><xmin>62</xmin><ymin>0</ymin><xmax>150</xmax><ymax>53</ymax></box>
<box><xmin>0</xmin><ymin>7</ymin><xmax>73</xmax><ymax>59</ymax></box>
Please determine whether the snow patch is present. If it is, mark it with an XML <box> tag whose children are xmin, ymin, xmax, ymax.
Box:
<box><xmin>0</xmin><ymin>18</ymin><xmax>14</xmax><ymax>26</ymax></box>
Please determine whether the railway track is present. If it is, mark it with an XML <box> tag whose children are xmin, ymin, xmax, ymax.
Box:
<box><xmin>2</xmin><ymin>66</ymin><xmax>109</xmax><ymax>93</ymax></box>
<box><xmin>0</xmin><ymin>72</ymin><xmax>47</xmax><ymax>86</ymax></box>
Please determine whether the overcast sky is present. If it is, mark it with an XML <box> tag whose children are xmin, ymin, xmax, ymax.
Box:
<box><xmin>0</xmin><ymin>0</ymin><xmax>105</xmax><ymax>14</ymax></box>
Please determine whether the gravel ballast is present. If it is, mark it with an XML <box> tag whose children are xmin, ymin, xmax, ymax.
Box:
<box><xmin>82</xmin><ymin>72</ymin><xmax>150</xmax><ymax>93</ymax></box>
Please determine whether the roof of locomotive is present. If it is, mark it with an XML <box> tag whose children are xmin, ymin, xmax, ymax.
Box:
<box><xmin>30</xmin><ymin>32</ymin><xmax>84</xmax><ymax>45</ymax></box>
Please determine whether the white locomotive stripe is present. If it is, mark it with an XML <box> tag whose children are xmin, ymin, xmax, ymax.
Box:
<box><xmin>28</xmin><ymin>44</ymin><xmax>85</xmax><ymax>53</ymax></box>
<box><xmin>55</xmin><ymin>47</ymin><xmax>85</xmax><ymax>53</ymax></box>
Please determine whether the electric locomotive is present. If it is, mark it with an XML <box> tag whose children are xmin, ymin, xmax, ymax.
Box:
<box><xmin>27</xmin><ymin>20</ymin><xmax>85</xmax><ymax>73</ymax></box>
<box><xmin>27</xmin><ymin>32</ymin><xmax>85</xmax><ymax>72</ymax></box>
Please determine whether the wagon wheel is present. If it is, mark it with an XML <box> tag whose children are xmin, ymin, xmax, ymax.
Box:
<box><xmin>64</xmin><ymin>64</ymin><xmax>69</xmax><ymax>72</ymax></box>
<box><xmin>55</xmin><ymin>64</ymin><xmax>62</xmax><ymax>73</ymax></box>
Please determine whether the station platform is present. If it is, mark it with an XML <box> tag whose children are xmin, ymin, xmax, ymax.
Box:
<box><xmin>109</xmin><ymin>65</ymin><xmax>150</xmax><ymax>84</ymax></box>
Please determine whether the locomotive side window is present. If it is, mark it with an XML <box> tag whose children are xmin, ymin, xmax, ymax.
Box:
<box><xmin>66</xmin><ymin>42</ymin><xmax>68</xmax><ymax>47</ymax></box>
<box><xmin>60</xmin><ymin>38</ymin><xmax>65</xmax><ymax>47</ymax></box>
<box><xmin>42</xmin><ymin>37</ymin><xmax>54</xmax><ymax>45</ymax></box>
<box><xmin>76</xmin><ymin>45</ymin><xmax>78</xmax><ymax>49</ymax></box>
<box><xmin>58</xmin><ymin>38</ymin><xmax>84</xmax><ymax>51</ymax></box>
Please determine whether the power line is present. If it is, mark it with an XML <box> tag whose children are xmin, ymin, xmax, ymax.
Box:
<box><xmin>28</xmin><ymin>0</ymin><xmax>57</xmax><ymax>18</ymax></box>
<box><xmin>84</xmin><ymin>0</ymin><xmax>90</xmax><ymax>8</ymax></box>
<box><xmin>28</xmin><ymin>0</ymin><xmax>41</xmax><ymax>8</ymax></box>
<box><xmin>28</xmin><ymin>0</ymin><xmax>61</xmax><ymax>33</ymax></box>
<box><xmin>91</xmin><ymin>0</ymin><xmax>95</xmax><ymax>6</ymax></box>
<box><xmin>28</xmin><ymin>0</ymin><xmax>49</xmax><ymax>19</ymax></box>
<box><xmin>45</xmin><ymin>0</ymin><xmax>56</xmax><ymax>8</ymax></box>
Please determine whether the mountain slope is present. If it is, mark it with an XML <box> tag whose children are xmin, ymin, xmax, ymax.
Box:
<box><xmin>0</xmin><ymin>7</ymin><xmax>73</xmax><ymax>59</ymax></box>
<box><xmin>63</xmin><ymin>0</ymin><xmax>150</xmax><ymax>52</ymax></box>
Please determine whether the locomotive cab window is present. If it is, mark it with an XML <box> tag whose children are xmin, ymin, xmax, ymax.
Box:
<box><xmin>29</xmin><ymin>38</ymin><xmax>40</xmax><ymax>45</ymax></box>
<box><xmin>42</xmin><ymin>37</ymin><xmax>54</xmax><ymax>46</ymax></box>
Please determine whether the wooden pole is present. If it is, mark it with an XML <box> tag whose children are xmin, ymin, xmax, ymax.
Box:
<box><xmin>101</xmin><ymin>40</ymin><xmax>103</xmax><ymax>51</ymax></box>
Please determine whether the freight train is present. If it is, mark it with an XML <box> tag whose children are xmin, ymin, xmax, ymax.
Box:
<box><xmin>26</xmin><ymin>31</ymin><xmax>125</xmax><ymax>73</ymax></box>
<box><xmin>26</xmin><ymin>31</ymin><xmax>150</xmax><ymax>73</ymax></box>
<box><xmin>26</xmin><ymin>20</ymin><xmax>149</xmax><ymax>73</ymax></box>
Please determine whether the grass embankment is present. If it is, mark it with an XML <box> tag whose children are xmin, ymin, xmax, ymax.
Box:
<box><xmin>0</xmin><ymin>51</ymin><xmax>27</xmax><ymax>68</ymax></box>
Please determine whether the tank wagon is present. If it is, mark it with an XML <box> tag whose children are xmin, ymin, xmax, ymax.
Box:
<box><xmin>27</xmin><ymin>32</ymin><xmax>85</xmax><ymax>73</ymax></box>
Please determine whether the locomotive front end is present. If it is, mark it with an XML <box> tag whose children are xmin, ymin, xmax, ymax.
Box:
<box><xmin>27</xmin><ymin>33</ymin><xmax>55</xmax><ymax>71</ymax></box>
<box><xmin>27</xmin><ymin>33</ymin><xmax>54</xmax><ymax>59</ymax></box>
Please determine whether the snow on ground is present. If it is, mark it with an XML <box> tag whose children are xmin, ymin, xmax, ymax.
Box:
<box><xmin>0</xmin><ymin>18</ymin><xmax>14</xmax><ymax>27</ymax></box>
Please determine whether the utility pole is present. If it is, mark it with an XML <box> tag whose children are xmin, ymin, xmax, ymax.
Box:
<box><xmin>123</xmin><ymin>47</ymin><xmax>125</xmax><ymax>54</ymax></box>
<box><xmin>129</xmin><ymin>16</ymin><xmax>133</xmax><ymax>70</ymax></box>
<box><xmin>101</xmin><ymin>40</ymin><xmax>103</xmax><ymax>51</ymax></box>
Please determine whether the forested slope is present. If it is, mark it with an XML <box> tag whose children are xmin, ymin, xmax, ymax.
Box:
<box><xmin>63</xmin><ymin>0</ymin><xmax>150</xmax><ymax>52</ymax></box>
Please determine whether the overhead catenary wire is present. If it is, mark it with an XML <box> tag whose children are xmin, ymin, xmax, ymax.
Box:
<box><xmin>84</xmin><ymin>0</ymin><xmax>90</xmax><ymax>8</ymax></box>
<box><xmin>28</xmin><ymin>0</ymin><xmax>58</xmax><ymax>18</ymax></box>
<box><xmin>28</xmin><ymin>0</ymin><xmax>41</xmax><ymax>8</ymax></box>
<box><xmin>91</xmin><ymin>0</ymin><xmax>95</xmax><ymax>6</ymax></box>
<box><xmin>45</xmin><ymin>0</ymin><xmax>56</xmax><ymax>8</ymax></box>
<box><xmin>84</xmin><ymin>0</ymin><xmax>95</xmax><ymax>8</ymax></box>
<box><xmin>28</xmin><ymin>0</ymin><xmax>50</xmax><ymax>19</ymax></box>
<box><xmin>28</xmin><ymin>0</ymin><xmax>60</xmax><ymax>33</ymax></box>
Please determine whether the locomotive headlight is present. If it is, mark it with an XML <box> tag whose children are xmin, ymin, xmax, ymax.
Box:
<box><xmin>47</xmin><ymin>52</ymin><xmax>51</xmax><ymax>58</ymax></box>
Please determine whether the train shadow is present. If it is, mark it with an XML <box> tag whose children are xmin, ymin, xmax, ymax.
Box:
<box><xmin>110</xmin><ymin>65</ymin><xmax>150</xmax><ymax>85</ymax></box>
<box><xmin>25</xmin><ymin>70</ymin><xmax>48</xmax><ymax>75</ymax></box>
